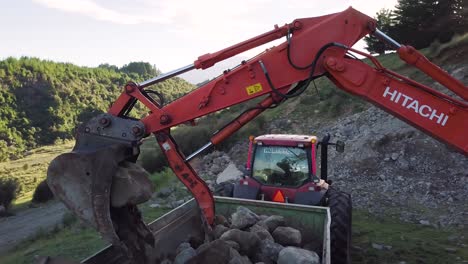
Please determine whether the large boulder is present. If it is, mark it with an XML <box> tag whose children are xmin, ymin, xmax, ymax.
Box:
<box><xmin>229</xmin><ymin>248</ymin><xmax>253</xmax><ymax>264</ymax></box>
<box><xmin>272</xmin><ymin>226</ymin><xmax>302</xmax><ymax>247</ymax></box>
<box><xmin>231</xmin><ymin>206</ymin><xmax>260</xmax><ymax>229</ymax></box>
<box><xmin>214</xmin><ymin>224</ymin><xmax>230</xmax><ymax>239</ymax></box>
<box><xmin>277</xmin><ymin>247</ymin><xmax>320</xmax><ymax>264</ymax></box>
<box><xmin>175</xmin><ymin>242</ymin><xmax>191</xmax><ymax>255</ymax></box>
<box><xmin>110</xmin><ymin>161</ymin><xmax>154</xmax><ymax>207</ymax></box>
<box><xmin>174</xmin><ymin>246</ymin><xmax>196</xmax><ymax>264</ymax></box>
<box><xmin>220</xmin><ymin>229</ymin><xmax>261</xmax><ymax>256</ymax></box>
<box><xmin>217</xmin><ymin>162</ymin><xmax>244</xmax><ymax>184</ymax></box>
<box><xmin>156</xmin><ymin>187</ymin><xmax>173</xmax><ymax>198</ymax></box>
<box><xmin>225</xmin><ymin>240</ymin><xmax>241</xmax><ymax>251</ymax></box>
<box><xmin>189</xmin><ymin>239</ymin><xmax>232</xmax><ymax>263</ymax></box>
<box><xmin>255</xmin><ymin>239</ymin><xmax>284</xmax><ymax>264</ymax></box>
<box><xmin>215</xmin><ymin>214</ymin><xmax>229</xmax><ymax>227</ymax></box>
<box><xmin>249</xmin><ymin>224</ymin><xmax>274</xmax><ymax>241</ymax></box>
<box><xmin>257</xmin><ymin>215</ymin><xmax>285</xmax><ymax>232</ymax></box>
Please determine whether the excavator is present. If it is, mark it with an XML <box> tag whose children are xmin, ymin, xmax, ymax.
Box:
<box><xmin>46</xmin><ymin>7</ymin><xmax>467</xmax><ymax>264</ymax></box>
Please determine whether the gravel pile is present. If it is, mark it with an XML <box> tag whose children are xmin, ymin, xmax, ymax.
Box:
<box><xmin>160</xmin><ymin>206</ymin><xmax>321</xmax><ymax>264</ymax></box>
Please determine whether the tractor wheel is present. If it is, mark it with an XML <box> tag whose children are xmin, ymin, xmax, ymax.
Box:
<box><xmin>325</xmin><ymin>187</ymin><xmax>352</xmax><ymax>264</ymax></box>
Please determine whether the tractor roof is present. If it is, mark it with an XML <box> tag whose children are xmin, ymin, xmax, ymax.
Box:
<box><xmin>254</xmin><ymin>134</ymin><xmax>317</xmax><ymax>145</ymax></box>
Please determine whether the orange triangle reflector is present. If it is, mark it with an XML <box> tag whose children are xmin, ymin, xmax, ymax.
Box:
<box><xmin>272</xmin><ymin>190</ymin><xmax>285</xmax><ymax>203</ymax></box>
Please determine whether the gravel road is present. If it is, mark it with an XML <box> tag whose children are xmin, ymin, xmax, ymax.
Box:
<box><xmin>0</xmin><ymin>202</ymin><xmax>67</xmax><ymax>253</ymax></box>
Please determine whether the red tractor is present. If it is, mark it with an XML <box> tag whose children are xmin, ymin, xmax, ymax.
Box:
<box><xmin>217</xmin><ymin>134</ymin><xmax>350</xmax><ymax>262</ymax></box>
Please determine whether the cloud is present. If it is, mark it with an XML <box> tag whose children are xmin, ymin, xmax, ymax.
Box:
<box><xmin>349</xmin><ymin>0</ymin><xmax>398</xmax><ymax>16</ymax></box>
<box><xmin>32</xmin><ymin>0</ymin><xmax>172</xmax><ymax>25</ymax></box>
<box><xmin>30</xmin><ymin>0</ymin><xmax>398</xmax><ymax>66</ymax></box>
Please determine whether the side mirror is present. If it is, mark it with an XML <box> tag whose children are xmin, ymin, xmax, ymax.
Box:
<box><xmin>241</xmin><ymin>165</ymin><xmax>249</xmax><ymax>178</ymax></box>
<box><xmin>335</xmin><ymin>140</ymin><xmax>345</xmax><ymax>153</ymax></box>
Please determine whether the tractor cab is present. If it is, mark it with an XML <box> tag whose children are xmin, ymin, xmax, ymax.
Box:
<box><xmin>230</xmin><ymin>134</ymin><xmax>344</xmax><ymax>206</ymax></box>
<box><xmin>249</xmin><ymin>135</ymin><xmax>318</xmax><ymax>187</ymax></box>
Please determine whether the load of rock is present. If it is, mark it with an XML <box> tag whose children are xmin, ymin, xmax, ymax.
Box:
<box><xmin>161</xmin><ymin>206</ymin><xmax>321</xmax><ymax>264</ymax></box>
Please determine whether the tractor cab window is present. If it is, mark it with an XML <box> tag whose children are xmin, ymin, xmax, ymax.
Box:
<box><xmin>252</xmin><ymin>145</ymin><xmax>309</xmax><ymax>187</ymax></box>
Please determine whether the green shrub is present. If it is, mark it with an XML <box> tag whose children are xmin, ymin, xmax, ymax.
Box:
<box><xmin>138</xmin><ymin>125</ymin><xmax>212</xmax><ymax>173</ymax></box>
<box><xmin>148</xmin><ymin>167</ymin><xmax>176</xmax><ymax>191</ymax></box>
<box><xmin>62</xmin><ymin>211</ymin><xmax>77</xmax><ymax>227</ymax></box>
<box><xmin>173</xmin><ymin>125</ymin><xmax>212</xmax><ymax>154</ymax></box>
<box><xmin>32</xmin><ymin>180</ymin><xmax>54</xmax><ymax>203</ymax></box>
<box><xmin>138</xmin><ymin>141</ymin><xmax>167</xmax><ymax>173</ymax></box>
<box><xmin>0</xmin><ymin>178</ymin><xmax>19</xmax><ymax>212</ymax></box>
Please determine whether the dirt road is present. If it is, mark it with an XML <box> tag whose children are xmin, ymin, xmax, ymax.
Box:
<box><xmin>0</xmin><ymin>202</ymin><xmax>67</xmax><ymax>253</ymax></box>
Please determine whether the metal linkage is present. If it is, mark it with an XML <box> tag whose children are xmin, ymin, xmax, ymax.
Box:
<box><xmin>185</xmin><ymin>142</ymin><xmax>213</xmax><ymax>162</ymax></box>
<box><xmin>139</xmin><ymin>64</ymin><xmax>195</xmax><ymax>88</ymax></box>
<box><xmin>373</xmin><ymin>29</ymin><xmax>401</xmax><ymax>49</ymax></box>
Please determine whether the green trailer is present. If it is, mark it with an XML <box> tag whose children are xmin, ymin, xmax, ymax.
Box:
<box><xmin>82</xmin><ymin>196</ymin><xmax>331</xmax><ymax>264</ymax></box>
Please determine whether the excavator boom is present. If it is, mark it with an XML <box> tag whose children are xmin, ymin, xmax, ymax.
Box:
<box><xmin>47</xmin><ymin>7</ymin><xmax>467</xmax><ymax>263</ymax></box>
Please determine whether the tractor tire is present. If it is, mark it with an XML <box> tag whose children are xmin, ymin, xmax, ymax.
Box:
<box><xmin>325</xmin><ymin>187</ymin><xmax>352</xmax><ymax>264</ymax></box>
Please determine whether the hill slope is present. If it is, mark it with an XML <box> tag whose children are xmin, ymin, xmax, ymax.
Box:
<box><xmin>0</xmin><ymin>58</ymin><xmax>195</xmax><ymax>161</ymax></box>
<box><xmin>225</xmin><ymin>37</ymin><xmax>468</xmax><ymax>229</ymax></box>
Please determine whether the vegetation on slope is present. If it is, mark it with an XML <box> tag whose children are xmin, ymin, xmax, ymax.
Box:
<box><xmin>364</xmin><ymin>0</ymin><xmax>467</xmax><ymax>54</ymax></box>
<box><xmin>0</xmin><ymin>58</ymin><xmax>195</xmax><ymax>161</ymax></box>
<box><xmin>0</xmin><ymin>142</ymin><xmax>73</xmax><ymax>205</ymax></box>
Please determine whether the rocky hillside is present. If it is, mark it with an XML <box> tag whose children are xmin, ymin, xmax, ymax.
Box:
<box><xmin>318</xmin><ymin>106</ymin><xmax>466</xmax><ymax>227</ymax></box>
<box><xmin>142</xmin><ymin>39</ymin><xmax>468</xmax><ymax>230</ymax></box>
<box><xmin>224</xmin><ymin>62</ymin><xmax>468</xmax><ymax>229</ymax></box>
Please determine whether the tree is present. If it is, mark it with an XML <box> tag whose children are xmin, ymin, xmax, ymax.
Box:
<box><xmin>32</xmin><ymin>180</ymin><xmax>54</xmax><ymax>203</ymax></box>
<box><xmin>392</xmin><ymin>0</ymin><xmax>436</xmax><ymax>48</ymax></box>
<box><xmin>453</xmin><ymin>0</ymin><xmax>468</xmax><ymax>34</ymax></box>
<box><xmin>98</xmin><ymin>63</ymin><xmax>119</xmax><ymax>71</ymax></box>
<box><xmin>0</xmin><ymin>178</ymin><xmax>19</xmax><ymax>214</ymax></box>
<box><xmin>120</xmin><ymin>62</ymin><xmax>161</xmax><ymax>77</ymax></box>
<box><xmin>364</xmin><ymin>9</ymin><xmax>396</xmax><ymax>54</ymax></box>
<box><xmin>391</xmin><ymin>0</ymin><xmax>467</xmax><ymax>48</ymax></box>
<box><xmin>430</xmin><ymin>0</ymin><xmax>461</xmax><ymax>43</ymax></box>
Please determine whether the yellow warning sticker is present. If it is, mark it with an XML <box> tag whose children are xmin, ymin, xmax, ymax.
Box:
<box><xmin>246</xmin><ymin>83</ymin><xmax>263</xmax><ymax>96</ymax></box>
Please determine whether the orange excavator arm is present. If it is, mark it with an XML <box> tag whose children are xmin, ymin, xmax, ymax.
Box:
<box><xmin>47</xmin><ymin>7</ymin><xmax>467</xmax><ymax>262</ymax></box>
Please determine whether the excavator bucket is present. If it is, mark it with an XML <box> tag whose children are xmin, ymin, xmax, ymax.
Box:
<box><xmin>47</xmin><ymin>114</ymin><xmax>155</xmax><ymax>263</ymax></box>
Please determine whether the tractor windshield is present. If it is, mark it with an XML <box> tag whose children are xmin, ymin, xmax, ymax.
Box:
<box><xmin>252</xmin><ymin>145</ymin><xmax>309</xmax><ymax>187</ymax></box>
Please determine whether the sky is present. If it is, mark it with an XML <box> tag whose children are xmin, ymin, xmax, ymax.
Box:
<box><xmin>0</xmin><ymin>0</ymin><xmax>398</xmax><ymax>75</ymax></box>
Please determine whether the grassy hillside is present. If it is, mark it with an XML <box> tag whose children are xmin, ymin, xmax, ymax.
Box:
<box><xmin>0</xmin><ymin>58</ymin><xmax>195</xmax><ymax>161</ymax></box>
<box><xmin>0</xmin><ymin>142</ymin><xmax>73</xmax><ymax>206</ymax></box>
